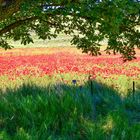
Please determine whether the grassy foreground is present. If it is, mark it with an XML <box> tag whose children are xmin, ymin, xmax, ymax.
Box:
<box><xmin>0</xmin><ymin>74</ymin><xmax>140</xmax><ymax>140</ymax></box>
<box><xmin>0</xmin><ymin>44</ymin><xmax>140</xmax><ymax>139</ymax></box>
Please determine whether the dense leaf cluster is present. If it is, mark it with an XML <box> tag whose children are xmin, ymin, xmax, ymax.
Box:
<box><xmin>0</xmin><ymin>0</ymin><xmax>140</xmax><ymax>60</ymax></box>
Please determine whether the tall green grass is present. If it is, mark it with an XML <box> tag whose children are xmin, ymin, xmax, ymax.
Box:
<box><xmin>0</xmin><ymin>75</ymin><xmax>140</xmax><ymax>140</ymax></box>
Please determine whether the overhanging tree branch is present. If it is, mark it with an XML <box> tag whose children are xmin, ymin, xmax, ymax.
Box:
<box><xmin>0</xmin><ymin>16</ymin><xmax>38</xmax><ymax>35</ymax></box>
<box><xmin>0</xmin><ymin>0</ymin><xmax>139</xmax><ymax>60</ymax></box>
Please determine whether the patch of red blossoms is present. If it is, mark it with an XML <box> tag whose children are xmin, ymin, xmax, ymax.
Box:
<box><xmin>0</xmin><ymin>48</ymin><xmax>140</xmax><ymax>79</ymax></box>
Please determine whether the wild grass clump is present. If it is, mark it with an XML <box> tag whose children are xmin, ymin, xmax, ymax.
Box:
<box><xmin>0</xmin><ymin>77</ymin><xmax>140</xmax><ymax>140</ymax></box>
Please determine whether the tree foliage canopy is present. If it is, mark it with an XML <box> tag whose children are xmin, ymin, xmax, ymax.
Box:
<box><xmin>0</xmin><ymin>0</ymin><xmax>140</xmax><ymax>60</ymax></box>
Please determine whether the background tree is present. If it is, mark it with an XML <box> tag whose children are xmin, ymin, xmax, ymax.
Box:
<box><xmin>0</xmin><ymin>0</ymin><xmax>140</xmax><ymax>60</ymax></box>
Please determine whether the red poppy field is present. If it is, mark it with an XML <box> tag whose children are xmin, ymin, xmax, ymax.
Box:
<box><xmin>0</xmin><ymin>47</ymin><xmax>140</xmax><ymax>80</ymax></box>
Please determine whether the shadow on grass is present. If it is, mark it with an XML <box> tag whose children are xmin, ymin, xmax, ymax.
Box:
<box><xmin>0</xmin><ymin>80</ymin><xmax>140</xmax><ymax>140</ymax></box>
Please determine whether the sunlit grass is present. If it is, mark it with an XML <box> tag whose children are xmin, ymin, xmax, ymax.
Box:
<box><xmin>0</xmin><ymin>73</ymin><xmax>140</xmax><ymax>139</ymax></box>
